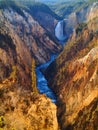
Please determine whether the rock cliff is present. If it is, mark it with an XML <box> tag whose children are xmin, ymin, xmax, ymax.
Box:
<box><xmin>0</xmin><ymin>2</ymin><xmax>59</xmax><ymax>130</ymax></box>
<box><xmin>45</xmin><ymin>16</ymin><xmax>98</xmax><ymax>130</ymax></box>
<box><xmin>0</xmin><ymin>13</ymin><xmax>32</xmax><ymax>89</ymax></box>
<box><xmin>0</xmin><ymin>1</ymin><xmax>61</xmax><ymax>64</ymax></box>
<box><xmin>27</xmin><ymin>3</ymin><xmax>61</xmax><ymax>34</ymax></box>
<box><xmin>0</xmin><ymin>15</ymin><xmax>58</xmax><ymax>130</ymax></box>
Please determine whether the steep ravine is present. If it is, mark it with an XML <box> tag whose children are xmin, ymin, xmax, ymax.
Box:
<box><xmin>36</xmin><ymin>19</ymin><xmax>67</xmax><ymax>103</ymax></box>
<box><xmin>36</xmin><ymin>54</ymin><xmax>57</xmax><ymax>103</ymax></box>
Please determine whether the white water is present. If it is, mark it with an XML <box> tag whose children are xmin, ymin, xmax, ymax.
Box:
<box><xmin>55</xmin><ymin>20</ymin><xmax>66</xmax><ymax>41</ymax></box>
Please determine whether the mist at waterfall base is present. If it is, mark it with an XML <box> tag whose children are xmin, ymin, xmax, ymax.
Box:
<box><xmin>36</xmin><ymin>20</ymin><xmax>65</xmax><ymax>103</ymax></box>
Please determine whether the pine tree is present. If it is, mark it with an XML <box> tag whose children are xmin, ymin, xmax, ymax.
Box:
<box><xmin>31</xmin><ymin>59</ymin><xmax>38</xmax><ymax>93</ymax></box>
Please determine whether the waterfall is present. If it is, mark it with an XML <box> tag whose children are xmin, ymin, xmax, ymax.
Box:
<box><xmin>55</xmin><ymin>20</ymin><xmax>66</xmax><ymax>41</ymax></box>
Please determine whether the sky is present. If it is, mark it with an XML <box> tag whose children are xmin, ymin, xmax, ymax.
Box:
<box><xmin>38</xmin><ymin>0</ymin><xmax>77</xmax><ymax>2</ymax></box>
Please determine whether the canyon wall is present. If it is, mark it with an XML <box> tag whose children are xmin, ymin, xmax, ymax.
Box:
<box><xmin>1</xmin><ymin>2</ymin><xmax>61</xmax><ymax>64</ymax></box>
<box><xmin>45</xmin><ymin>7</ymin><xmax>98</xmax><ymax>130</ymax></box>
<box><xmin>0</xmin><ymin>2</ymin><xmax>59</xmax><ymax>130</ymax></box>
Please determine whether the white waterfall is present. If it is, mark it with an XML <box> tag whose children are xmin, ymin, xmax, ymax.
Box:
<box><xmin>55</xmin><ymin>20</ymin><xmax>66</xmax><ymax>41</ymax></box>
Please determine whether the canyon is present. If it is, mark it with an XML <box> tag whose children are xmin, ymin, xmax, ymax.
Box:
<box><xmin>0</xmin><ymin>0</ymin><xmax>98</xmax><ymax>130</ymax></box>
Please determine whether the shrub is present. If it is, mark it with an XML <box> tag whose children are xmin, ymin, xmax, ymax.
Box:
<box><xmin>0</xmin><ymin>116</ymin><xmax>5</xmax><ymax>128</ymax></box>
<box><xmin>76</xmin><ymin>23</ymin><xmax>87</xmax><ymax>34</ymax></box>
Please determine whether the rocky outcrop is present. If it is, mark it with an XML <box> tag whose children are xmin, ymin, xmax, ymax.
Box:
<box><xmin>0</xmin><ymin>86</ymin><xmax>58</xmax><ymax>130</ymax></box>
<box><xmin>0</xmin><ymin>14</ymin><xmax>32</xmax><ymax>89</ymax></box>
<box><xmin>45</xmin><ymin>17</ymin><xmax>98</xmax><ymax>130</ymax></box>
<box><xmin>66</xmin><ymin>97</ymin><xmax>98</xmax><ymax>130</ymax></box>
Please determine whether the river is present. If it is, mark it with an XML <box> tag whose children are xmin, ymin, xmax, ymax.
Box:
<box><xmin>36</xmin><ymin>54</ymin><xmax>57</xmax><ymax>103</ymax></box>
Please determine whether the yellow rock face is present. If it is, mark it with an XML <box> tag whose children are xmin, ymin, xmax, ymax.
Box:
<box><xmin>0</xmin><ymin>86</ymin><xmax>58</xmax><ymax>130</ymax></box>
